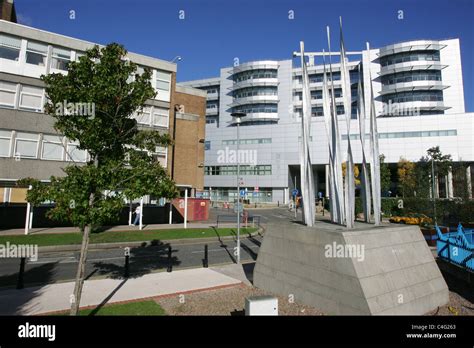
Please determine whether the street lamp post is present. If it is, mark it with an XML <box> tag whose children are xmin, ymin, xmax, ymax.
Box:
<box><xmin>231</xmin><ymin>112</ymin><xmax>246</xmax><ymax>264</ymax></box>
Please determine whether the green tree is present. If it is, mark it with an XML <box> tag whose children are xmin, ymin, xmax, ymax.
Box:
<box><xmin>421</xmin><ymin>146</ymin><xmax>453</xmax><ymax>198</ymax></box>
<box><xmin>21</xmin><ymin>43</ymin><xmax>177</xmax><ymax>315</ymax></box>
<box><xmin>397</xmin><ymin>157</ymin><xmax>416</xmax><ymax>197</ymax></box>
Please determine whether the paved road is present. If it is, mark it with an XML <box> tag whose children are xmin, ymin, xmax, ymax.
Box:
<box><xmin>0</xmin><ymin>234</ymin><xmax>262</xmax><ymax>288</ymax></box>
<box><xmin>0</xmin><ymin>206</ymin><xmax>296</xmax><ymax>288</ymax></box>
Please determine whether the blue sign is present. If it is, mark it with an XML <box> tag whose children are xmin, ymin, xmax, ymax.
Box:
<box><xmin>253</xmin><ymin>192</ymin><xmax>258</xmax><ymax>196</ymax></box>
<box><xmin>240</xmin><ymin>189</ymin><xmax>246</xmax><ymax>197</ymax></box>
<box><xmin>318</xmin><ymin>191</ymin><xmax>323</xmax><ymax>199</ymax></box>
<box><xmin>292</xmin><ymin>189</ymin><xmax>299</xmax><ymax>196</ymax></box>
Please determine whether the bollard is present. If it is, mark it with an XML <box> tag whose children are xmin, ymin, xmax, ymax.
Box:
<box><xmin>203</xmin><ymin>244</ymin><xmax>208</xmax><ymax>268</ymax></box>
<box><xmin>124</xmin><ymin>247</ymin><xmax>130</xmax><ymax>278</ymax></box>
<box><xmin>167</xmin><ymin>246</ymin><xmax>172</xmax><ymax>272</ymax></box>
<box><xmin>16</xmin><ymin>257</ymin><xmax>26</xmax><ymax>290</ymax></box>
<box><xmin>278</xmin><ymin>201</ymin><xmax>280</xmax><ymax>207</ymax></box>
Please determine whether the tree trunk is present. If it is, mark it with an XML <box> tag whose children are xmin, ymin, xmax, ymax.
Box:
<box><xmin>70</xmin><ymin>221</ymin><xmax>92</xmax><ymax>315</ymax></box>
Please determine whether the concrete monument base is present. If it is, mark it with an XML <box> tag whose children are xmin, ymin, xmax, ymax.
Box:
<box><xmin>254</xmin><ymin>222</ymin><xmax>449</xmax><ymax>315</ymax></box>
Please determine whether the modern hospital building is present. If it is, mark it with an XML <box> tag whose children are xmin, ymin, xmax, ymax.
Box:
<box><xmin>181</xmin><ymin>38</ymin><xmax>473</xmax><ymax>204</ymax></box>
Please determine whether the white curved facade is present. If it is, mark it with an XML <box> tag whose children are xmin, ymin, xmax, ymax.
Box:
<box><xmin>180</xmin><ymin>38</ymin><xmax>472</xmax><ymax>203</ymax></box>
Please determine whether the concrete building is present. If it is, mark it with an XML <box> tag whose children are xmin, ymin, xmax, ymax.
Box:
<box><xmin>181</xmin><ymin>38</ymin><xmax>473</xmax><ymax>203</ymax></box>
<box><xmin>0</xmin><ymin>20</ymin><xmax>206</xmax><ymax>205</ymax></box>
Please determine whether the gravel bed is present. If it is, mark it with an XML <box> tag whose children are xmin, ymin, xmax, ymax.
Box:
<box><xmin>427</xmin><ymin>291</ymin><xmax>474</xmax><ymax>316</ymax></box>
<box><xmin>155</xmin><ymin>283</ymin><xmax>473</xmax><ymax>316</ymax></box>
<box><xmin>155</xmin><ymin>284</ymin><xmax>325</xmax><ymax>316</ymax></box>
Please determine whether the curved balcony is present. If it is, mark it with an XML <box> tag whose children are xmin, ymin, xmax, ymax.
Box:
<box><xmin>229</xmin><ymin>95</ymin><xmax>279</xmax><ymax>108</ymax></box>
<box><xmin>379</xmin><ymin>61</ymin><xmax>447</xmax><ymax>76</ymax></box>
<box><xmin>231</xmin><ymin>60</ymin><xmax>279</xmax><ymax>74</ymax></box>
<box><xmin>382</xmin><ymin>100</ymin><xmax>450</xmax><ymax>114</ymax></box>
<box><xmin>378</xmin><ymin>40</ymin><xmax>446</xmax><ymax>58</ymax></box>
<box><xmin>232</xmin><ymin>78</ymin><xmax>279</xmax><ymax>91</ymax></box>
<box><xmin>380</xmin><ymin>81</ymin><xmax>449</xmax><ymax>96</ymax></box>
<box><xmin>239</xmin><ymin>112</ymin><xmax>279</xmax><ymax>123</ymax></box>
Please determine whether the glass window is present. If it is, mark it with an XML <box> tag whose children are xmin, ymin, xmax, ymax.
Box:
<box><xmin>155</xmin><ymin>70</ymin><xmax>171</xmax><ymax>92</ymax></box>
<box><xmin>0</xmin><ymin>34</ymin><xmax>21</xmax><ymax>61</ymax></box>
<box><xmin>14</xmin><ymin>132</ymin><xmax>39</xmax><ymax>158</ymax></box>
<box><xmin>134</xmin><ymin>106</ymin><xmax>152</xmax><ymax>125</ymax></box>
<box><xmin>0</xmin><ymin>129</ymin><xmax>12</xmax><ymax>157</ymax></box>
<box><xmin>41</xmin><ymin>135</ymin><xmax>63</xmax><ymax>160</ymax></box>
<box><xmin>152</xmin><ymin>108</ymin><xmax>168</xmax><ymax>127</ymax></box>
<box><xmin>19</xmin><ymin>85</ymin><xmax>43</xmax><ymax>112</ymax></box>
<box><xmin>0</xmin><ymin>81</ymin><xmax>17</xmax><ymax>108</ymax></box>
<box><xmin>67</xmin><ymin>143</ymin><xmax>87</xmax><ymax>162</ymax></box>
<box><xmin>51</xmin><ymin>47</ymin><xmax>71</xmax><ymax>71</ymax></box>
<box><xmin>26</xmin><ymin>41</ymin><xmax>48</xmax><ymax>66</ymax></box>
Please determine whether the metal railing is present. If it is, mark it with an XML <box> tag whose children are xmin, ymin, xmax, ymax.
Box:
<box><xmin>436</xmin><ymin>224</ymin><xmax>473</xmax><ymax>272</ymax></box>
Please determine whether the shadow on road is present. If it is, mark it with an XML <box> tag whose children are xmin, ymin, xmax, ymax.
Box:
<box><xmin>0</xmin><ymin>261</ymin><xmax>57</xmax><ymax>315</ymax></box>
<box><xmin>92</xmin><ymin>241</ymin><xmax>180</xmax><ymax>279</ymax></box>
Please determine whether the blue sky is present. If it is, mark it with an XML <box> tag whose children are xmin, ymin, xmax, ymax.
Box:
<box><xmin>14</xmin><ymin>0</ymin><xmax>474</xmax><ymax>111</ymax></box>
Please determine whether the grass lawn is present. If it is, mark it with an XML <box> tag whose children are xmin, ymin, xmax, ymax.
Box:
<box><xmin>52</xmin><ymin>300</ymin><xmax>166</xmax><ymax>316</ymax></box>
<box><xmin>0</xmin><ymin>227</ymin><xmax>258</xmax><ymax>247</ymax></box>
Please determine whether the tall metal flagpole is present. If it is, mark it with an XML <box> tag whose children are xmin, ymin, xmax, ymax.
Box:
<box><xmin>366</xmin><ymin>42</ymin><xmax>381</xmax><ymax>225</ymax></box>
<box><xmin>322</xmin><ymin>50</ymin><xmax>338</xmax><ymax>224</ymax></box>
<box><xmin>357</xmin><ymin>64</ymin><xmax>372</xmax><ymax>222</ymax></box>
<box><xmin>299</xmin><ymin>41</ymin><xmax>316</xmax><ymax>227</ymax></box>
<box><xmin>327</xmin><ymin>26</ymin><xmax>345</xmax><ymax>225</ymax></box>
<box><xmin>339</xmin><ymin>17</ymin><xmax>355</xmax><ymax>228</ymax></box>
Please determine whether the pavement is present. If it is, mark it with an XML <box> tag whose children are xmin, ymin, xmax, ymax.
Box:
<box><xmin>0</xmin><ymin>206</ymin><xmax>264</xmax><ymax>235</ymax></box>
<box><xmin>0</xmin><ymin>266</ymin><xmax>245</xmax><ymax>315</ymax></box>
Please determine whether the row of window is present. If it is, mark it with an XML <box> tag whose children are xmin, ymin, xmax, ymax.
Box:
<box><xmin>222</xmin><ymin>138</ymin><xmax>272</xmax><ymax>145</ymax></box>
<box><xmin>381</xmin><ymin>70</ymin><xmax>442</xmax><ymax>86</ymax></box>
<box><xmin>294</xmin><ymin>88</ymin><xmax>343</xmax><ymax>101</ymax></box>
<box><xmin>382</xmin><ymin>90</ymin><xmax>444</xmax><ymax>104</ymax></box>
<box><xmin>205</xmin><ymin>88</ymin><xmax>219</xmax><ymax>94</ymax></box>
<box><xmin>206</xmin><ymin>102</ymin><xmax>218</xmax><ymax>109</ymax></box>
<box><xmin>233</xmin><ymin>69</ymin><xmax>278</xmax><ymax>82</ymax></box>
<box><xmin>0</xmin><ymin>129</ymin><xmax>88</xmax><ymax>162</ymax></box>
<box><xmin>233</xmin><ymin>86</ymin><xmax>278</xmax><ymax>99</ymax></box>
<box><xmin>205</xmin><ymin>165</ymin><xmax>272</xmax><ymax>176</ymax></box>
<box><xmin>1</xmin><ymin>34</ymin><xmax>72</xmax><ymax>71</ymax></box>
<box><xmin>133</xmin><ymin>106</ymin><xmax>169</xmax><ymax>128</ymax></box>
<box><xmin>206</xmin><ymin>116</ymin><xmax>218</xmax><ymax>125</ymax></box>
<box><xmin>294</xmin><ymin>72</ymin><xmax>342</xmax><ymax>84</ymax></box>
<box><xmin>380</xmin><ymin>50</ymin><xmax>440</xmax><ymax>67</ymax></box>
<box><xmin>342</xmin><ymin>129</ymin><xmax>457</xmax><ymax>141</ymax></box>
<box><xmin>295</xmin><ymin>105</ymin><xmax>345</xmax><ymax>117</ymax></box>
<box><xmin>0</xmin><ymin>34</ymin><xmax>172</xmax><ymax>98</ymax></box>
<box><xmin>0</xmin><ymin>80</ymin><xmax>44</xmax><ymax>112</ymax></box>
<box><xmin>233</xmin><ymin>103</ymin><xmax>278</xmax><ymax>114</ymax></box>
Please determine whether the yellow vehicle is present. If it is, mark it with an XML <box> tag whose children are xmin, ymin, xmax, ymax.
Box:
<box><xmin>389</xmin><ymin>213</ymin><xmax>433</xmax><ymax>225</ymax></box>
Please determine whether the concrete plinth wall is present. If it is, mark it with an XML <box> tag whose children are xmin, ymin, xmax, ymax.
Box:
<box><xmin>254</xmin><ymin>223</ymin><xmax>449</xmax><ymax>315</ymax></box>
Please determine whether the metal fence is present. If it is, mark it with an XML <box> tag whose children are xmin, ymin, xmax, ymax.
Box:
<box><xmin>436</xmin><ymin>224</ymin><xmax>473</xmax><ymax>272</ymax></box>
